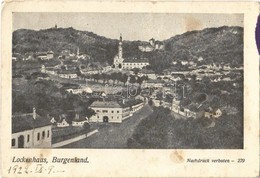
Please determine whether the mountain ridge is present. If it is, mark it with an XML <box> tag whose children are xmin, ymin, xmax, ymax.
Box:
<box><xmin>12</xmin><ymin>26</ymin><xmax>243</xmax><ymax>71</ymax></box>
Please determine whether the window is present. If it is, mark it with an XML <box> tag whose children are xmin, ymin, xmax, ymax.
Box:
<box><xmin>102</xmin><ymin>110</ymin><xmax>108</xmax><ymax>113</ymax></box>
<box><xmin>47</xmin><ymin>130</ymin><xmax>50</xmax><ymax>138</ymax></box>
<box><xmin>42</xmin><ymin>131</ymin><xmax>45</xmax><ymax>139</ymax></box>
<box><xmin>96</xmin><ymin>110</ymin><xmax>100</xmax><ymax>112</ymax></box>
<box><xmin>97</xmin><ymin>116</ymin><xmax>99</xmax><ymax>118</ymax></box>
<box><xmin>12</xmin><ymin>139</ymin><xmax>15</xmax><ymax>146</ymax></box>
<box><xmin>27</xmin><ymin>135</ymin><xmax>30</xmax><ymax>142</ymax></box>
<box><xmin>117</xmin><ymin>111</ymin><xmax>120</xmax><ymax>113</ymax></box>
<box><xmin>37</xmin><ymin>133</ymin><xmax>40</xmax><ymax>141</ymax></box>
<box><xmin>111</xmin><ymin>111</ymin><xmax>114</xmax><ymax>113</ymax></box>
<box><xmin>112</xmin><ymin>117</ymin><xmax>113</xmax><ymax>119</ymax></box>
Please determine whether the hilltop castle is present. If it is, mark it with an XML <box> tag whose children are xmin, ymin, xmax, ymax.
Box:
<box><xmin>113</xmin><ymin>34</ymin><xmax>149</xmax><ymax>70</ymax></box>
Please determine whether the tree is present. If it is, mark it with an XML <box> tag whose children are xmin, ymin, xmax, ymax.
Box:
<box><xmin>101</xmin><ymin>73</ymin><xmax>108</xmax><ymax>83</ymax></box>
<box><xmin>120</xmin><ymin>73</ymin><xmax>128</xmax><ymax>86</ymax></box>
<box><xmin>132</xmin><ymin>68</ymin><xmax>140</xmax><ymax>75</ymax></box>
<box><xmin>110</xmin><ymin>72</ymin><xmax>118</xmax><ymax>84</ymax></box>
<box><xmin>129</xmin><ymin>75</ymin><xmax>136</xmax><ymax>84</ymax></box>
<box><xmin>83</xmin><ymin>122</ymin><xmax>91</xmax><ymax>131</ymax></box>
<box><xmin>92</xmin><ymin>73</ymin><xmax>100</xmax><ymax>82</ymax></box>
<box><xmin>136</xmin><ymin>77</ymin><xmax>144</xmax><ymax>86</ymax></box>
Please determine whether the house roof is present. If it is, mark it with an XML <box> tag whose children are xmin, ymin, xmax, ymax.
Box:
<box><xmin>12</xmin><ymin>113</ymin><xmax>51</xmax><ymax>134</ymax></box>
<box><xmin>58</xmin><ymin>70</ymin><xmax>77</xmax><ymax>74</ymax></box>
<box><xmin>73</xmin><ymin>117</ymin><xmax>88</xmax><ymax>122</ymax></box>
<box><xmin>90</xmin><ymin>101</ymin><xmax>122</xmax><ymax>108</ymax></box>
<box><xmin>47</xmin><ymin>51</ymin><xmax>54</xmax><ymax>54</ymax></box>
<box><xmin>124</xmin><ymin>58</ymin><xmax>149</xmax><ymax>63</ymax></box>
<box><xmin>146</xmin><ymin>79</ymin><xmax>164</xmax><ymax>84</ymax></box>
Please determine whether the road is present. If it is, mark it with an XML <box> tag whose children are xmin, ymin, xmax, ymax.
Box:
<box><xmin>62</xmin><ymin>105</ymin><xmax>153</xmax><ymax>148</ymax></box>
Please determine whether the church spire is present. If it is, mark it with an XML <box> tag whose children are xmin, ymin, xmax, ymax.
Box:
<box><xmin>118</xmin><ymin>34</ymin><xmax>123</xmax><ymax>59</ymax></box>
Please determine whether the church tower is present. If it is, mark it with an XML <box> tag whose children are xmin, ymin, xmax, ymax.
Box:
<box><xmin>118</xmin><ymin>33</ymin><xmax>123</xmax><ymax>59</ymax></box>
<box><xmin>113</xmin><ymin>34</ymin><xmax>124</xmax><ymax>69</ymax></box>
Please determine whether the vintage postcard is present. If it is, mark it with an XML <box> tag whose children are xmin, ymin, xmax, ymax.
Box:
<box><xmin>1</xmin><ymin>1</ymin><xmax>259</xmax><ymax>177</ymax></box>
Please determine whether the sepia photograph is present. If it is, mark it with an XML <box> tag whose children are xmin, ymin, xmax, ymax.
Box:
<box><xmin>2</xmin><ymin>1</ymin><xmax>259</xmax><ymax>177</ymax></box>
<box><xmin>11</xmin><ymin>12</ymin><xmax>244</xmax><ymax>149</ymax></box>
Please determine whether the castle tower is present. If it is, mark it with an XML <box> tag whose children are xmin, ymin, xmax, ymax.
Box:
<box><xmin>118</xmin><ymin>33</ymin><xmax>123</xmax><ymax>59</ymax></box>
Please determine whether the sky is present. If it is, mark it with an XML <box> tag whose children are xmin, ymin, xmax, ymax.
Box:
<box><xmin>13</xmin><ymin>13</ymin><xmax>243</xmax><ymax>41</ymax></box>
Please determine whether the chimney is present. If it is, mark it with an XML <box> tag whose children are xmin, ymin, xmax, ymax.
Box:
<box><xmin>33</xmin><ymin>107</ymin><xmax>36</xmax><ymax>120</ymax></box>
<box><xmin>122</xmin><ymin>99</ymin><xmax>125</xmax><ymax>104</ymax></box>
<box><xmin>76</xmin><ymin>113</ymin><xmax>79</xmax><ymax>120</ymax></box>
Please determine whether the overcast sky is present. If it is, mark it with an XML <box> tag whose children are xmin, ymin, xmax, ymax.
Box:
<box><xmin>13</xmin><ymin>13</ymin><xmax>243</xmax><ymax>41</ymax></box>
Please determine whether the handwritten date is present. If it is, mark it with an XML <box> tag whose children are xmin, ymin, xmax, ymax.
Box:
<box><xmin>7</xmin><ymin>164</ymin><xmax>65</xmax><ymax>174</ymax></box>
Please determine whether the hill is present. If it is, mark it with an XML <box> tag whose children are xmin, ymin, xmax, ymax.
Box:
<box><xmin>12</xmin><ymin>26</ymin><xmax>243</xmax><ymax>71</ymax></box>
<box><xmin>12</xmin><ymin>27</ymin><xmax>119</xmax><ymax>64</ymax></box>
<box><xmin>163</xmin><ymin>26</ymin><xmax>243</xmax><ymax>65</ymax></box>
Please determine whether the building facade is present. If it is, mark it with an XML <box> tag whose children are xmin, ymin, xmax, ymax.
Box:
<box><xmin>12</xmin><ymin>108</ymin><xmax>52</xmax><ymax>148</ymax></box>
<box><xmin>89</xmin><ymin>101</ymin><xmax>125</xmax><ymax>123</ymax></box>
<box><xmin>89</xmin><ymin>100</ymin><xmax>144</xmax><ymax>123</ymax></box>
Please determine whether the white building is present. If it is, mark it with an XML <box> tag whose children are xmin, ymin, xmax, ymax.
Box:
<box><xmin>72</xmin><ymin>114</ymin><xmax>89</xmax><ymax>126</ymax></box>
<box><xmin>89</xmin><ymin>100</ymin><xmax>143</xmax><ymax>123</ymax></box>
<box><xmin>204</xmin><ymin>108</ymin><xmax>222</xmax><ymax>119</ymax></box>
<box><xmin>89</xmin><ymin>101</ymin><xmax>125</xmax><ymax>123</ymax></box>
<box><xmin>114</xmin><ymin>34</ymin><xmax>149</xmax><ymax>70</ymax></box>
<box><xmin>47</xmin><ymin>51</ymin><xmax>54</xmax><ymax>59</ymax></box>
<box><xmin>122</xmin><ymin>58</ymin><xmax>149</xmax><ymax>70</ymax></box>
<box><xmin>66</xmin><ymin>86</ymin><xmax>93</xmax><ymax>94</ymax></box>
<box><xmin>12</xmin><ymin>108</ymin><xmax>52</xmax><ymax>148</ymax></box>
<box><xmin>142</xmin><ymin>79</ymin><xmax>164</xmax><ymax>88</ymax></box>
<box><xmin>58</xmin><ymin>70</ymin><xmax>78</xmax><ymax>79</ymax></box>
<box><xmin>57</xmin><ymin>119</ymin><xmax>70</xmax><ymax>127</ymax></box>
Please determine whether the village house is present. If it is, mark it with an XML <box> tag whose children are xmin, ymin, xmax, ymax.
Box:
<box><xmin>50</xmin><ymin>117</ymin><xmax>56</xmax><ymax>124</ymax></box>
<box><xmin>153</xmin><ymin>99</ymin><xmax>161</xmax><ymax>107</ymax></box>
<box><xmin>181</xmin><ymin>61</ymin><xmax>189</xmax><ymax>66</ymax></box>
<box><xmin>223</xmin><ymin>64</ymin><xmax>231</xmax><ymax>70</ymax></box>
<box><xmin>72</xmin><ymin>114</ymin><xmax>88</xmax><ymax>127</ymax></box>
<box><xmin>57</xmin><ymin>118</ymin><xmax>70</xmax><ymax>127</ymax></box>
<box><xmin>66</xmin><ymin>85</ymin><xmax>93</xmax><ymax>94</ymax></box>
<box><xmin>41</xmin><ymin>65</ymin><xmax>58</xmax><ymax>75</ymax></box>
<box><xmin>12</xmin><ymin>108</ymin><xmax>52</xmax><ymax>148</ymax></box>
<box><xmin>204</xmin><ymin>107</ymin><xmax>222</xmax><ymax>119</ymax></box>
<box><xmin>47</xmin><ymin>51</ymin><xmax>54</xmax><ymax>59</ymax></box>
<box><xmin>57</xmin><ymin>70</ymin><xmax>78</xmax><ymax>79</ymax></box>
<box><xmin>36</xmin><ymin>51</ymin><xmax>54</xmax><ymax>60</ymax></box>
<box><xmin>172</xmin><ymin>102</ymin><xmax>200</xmax><ymax>119</ymax></box>
<box><xmin>139</xmin><ymin>70</ymin><xmax>157</xmax><ymax>80</ymax></box>
<box><xmin>142</xmin><ymin>79</ymin><xmax>164</xmax><ymax>89</ymax></box>
<box><xmin>138</xmin><ymin>44</ymin><xmax>154</xmax><ymax>52</ymax></box>
<box><xmin>171</xmin><ymin>98</ymin><xmax>206</xmax><ymax>119</ymax></box>
<box><xmin>37</xmin><ymin>53</ymin><xmax>48</xmax><ymax>60</ymax></box>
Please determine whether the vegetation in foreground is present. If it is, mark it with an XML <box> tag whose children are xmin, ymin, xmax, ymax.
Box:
<box><xmin>127</xmin><ymin>107</ymin><xmax>243</xmax><ymax>149</ymax></box>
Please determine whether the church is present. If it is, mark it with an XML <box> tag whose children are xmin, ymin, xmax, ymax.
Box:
<box><xmin>113</xmin><ymin>34</ymin><xmax>149</xmax><ymax>70</ymax></box>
